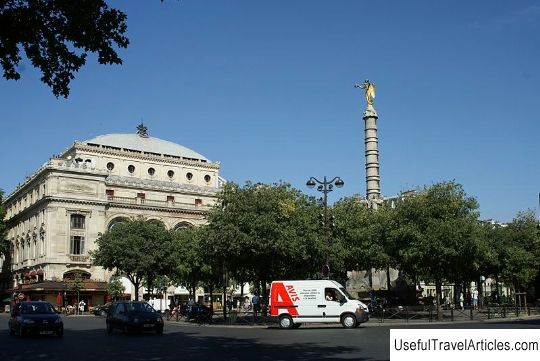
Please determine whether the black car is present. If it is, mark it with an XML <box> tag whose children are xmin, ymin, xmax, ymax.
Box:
<box><xmin>180</xmin><ymin>303</ymin><xmax>213</xmax><ymax>323</ymax></box>
<box><xmin>8</xmin><ymin>301</ymin><xmax>63</xmax><ymax>337</ymax></box>
<box><xmin>93</xmin><ymin>302</ymin><xmax>113</xmax><ymax>316</ymax></box>
<box><xmin>106</xmin><ymin>301</ymin><xmax>163</xmax><ymax>335</ymax></box>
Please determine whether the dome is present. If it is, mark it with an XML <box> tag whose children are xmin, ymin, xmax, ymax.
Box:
<box><xmin>84</xmin><ymin>133</ymin><xmax>209</xmax><ymax>162</ymax></box>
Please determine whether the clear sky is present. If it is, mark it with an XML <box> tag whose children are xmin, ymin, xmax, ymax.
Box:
<box><xmin>1</xmin><ymin>0</ymin><xmax>539</xmax><ymax>222</ymax></box>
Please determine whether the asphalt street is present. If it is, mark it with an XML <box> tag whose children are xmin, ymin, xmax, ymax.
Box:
<box><xmin>1</xmin><ymin>313</ymin><xmax>540</xmax><ymax>361</ymax></box>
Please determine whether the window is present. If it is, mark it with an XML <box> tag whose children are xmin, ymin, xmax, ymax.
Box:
<box><xmin>167</xmin><ymin>170</ymin><xmax>175</xmax><ymax>178</ymax></box>
<box><xmin>148</xmin><ymin>167</ymin><xmax>155</xmax><ymax>176</ymax></box>
<box><xmin>107</xmin><ymin>162</ymin><xmax>115</xmax><ymax>171</ymax></box>
<box><xmin>70</xmin><ymin>214</ymin><xmax>85</xmax><ymax>229</ymax></box>
<box><xmin>167</xmin><ymin>196</ymin><xmax>175</xmax><ymax>202</ymax></box>
<box><xmin>204</xmin><ymin>175</ymin><xmax>211</xmax><ymax>183</ymax></box>
<box><xmin>195</xmin><ymin>198</ymin><xmax>203</xmax><ymax>205</ymax></box>
<box><xmin>128</xmin><ymin>165</ymin><xmax>135</xmax><ymax>173</ymax></box>
<box><xmin>106</xmin><ymin>189</ymin><xmax>114</xmax><ymax>199</ymax></box>
<box><xmin>137</xmin><ymin>192</ymin><xmax>145</xmax><ymax>199</ymax></box>
<box><xmin>70</xmin><ymin>236</ymin><xmax>85</xmax><ymax>255</ymax></box>
<box><xmin>186</xmin><ymin>172</ymin><xmax>193</xmax><ymax>180</ymax></box>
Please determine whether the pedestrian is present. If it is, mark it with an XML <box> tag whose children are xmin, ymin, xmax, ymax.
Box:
<box><xmin>472</xmin><ymin>288</ymin><xmax>479</xmax><ymax>309</ymax></box>
<box><xmin>252</xmin><ymin>292</ymin><xmax>260</xmax><ymax>318</ymax></box>
<box><xmin>242</xmin><ymin>296</ymin><xmax>250</xmax><ymax>314</ymax></box>
<box><xmin>79</xmin><ymin>300</ymin><xmax>86</xmax><ymax>314</ymax></box>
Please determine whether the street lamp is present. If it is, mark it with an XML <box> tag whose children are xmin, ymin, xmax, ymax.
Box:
<box><xmin>306</xmin><ymin>176</ymin><xmax>344</xmax><ymax>279</ymax></box>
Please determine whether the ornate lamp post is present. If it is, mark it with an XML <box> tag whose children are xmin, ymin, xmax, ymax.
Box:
<box><xmin>306</xmin><ymin>176</ymin><xmax>344</xmax><ymax>278</ymax></box>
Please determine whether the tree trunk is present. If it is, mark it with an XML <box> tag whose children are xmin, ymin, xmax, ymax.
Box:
<box><xmin>386</xmin><ymin>266</ymin><xmax>391</xmax><ymax>291</ymax></box>
<box><xmin>134</xmin><ymin>280</ymin><xmax>140</xmax><ymax>301</ymax></box>
<box><xmin>435</xmin><ymin>278</ymin><xmax>442</xmax><ymax>321</ymax></box>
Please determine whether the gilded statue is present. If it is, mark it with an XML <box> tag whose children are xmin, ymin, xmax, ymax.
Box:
<box><xmin>355</xmin><ymin>79</ymin><xmax>376</xmax><ymax>106</ymax></box>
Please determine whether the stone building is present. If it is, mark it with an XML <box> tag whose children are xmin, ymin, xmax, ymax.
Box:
<box><xmin>1</xmin><ymin>125</ymin><xmax>221</xmax><ymax>308</ymax></box>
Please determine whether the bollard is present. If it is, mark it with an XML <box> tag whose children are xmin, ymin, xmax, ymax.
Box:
<box><xmin>470</xmin><ymin>308</ymin><xmax>473</xmax><ymax>320</ymax></box>
<box><xmin>450</xmin><ymin>308</ymin><xmax>453</xmax><ymax>322</ymax></box>
<box><xmin>405</xmin><ymin>307</ymin><xmax>409</xmax><ymax>323</ymax></box>
<box><xmin>487</xmin><ymin>307</ymin><xmax>491</xmax><ymax>319</ymax></box>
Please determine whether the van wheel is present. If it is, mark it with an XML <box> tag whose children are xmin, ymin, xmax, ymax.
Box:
<box><xmin>279</xmin><ymin>315</ymin><xmax>293</xmax><ymax>329</ymax></box>
<box><xmin>341</xmin><ymin>314</ymin><xmax>357</xmax><ymax>329</ymax></box>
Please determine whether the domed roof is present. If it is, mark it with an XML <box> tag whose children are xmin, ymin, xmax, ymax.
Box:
<box><xmin>84</xmin><ymin>131</ymin><xmax>209</xmax><ymax>162</ymax></box>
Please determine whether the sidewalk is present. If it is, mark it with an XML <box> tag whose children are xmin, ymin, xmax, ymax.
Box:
<box><xmin>164</xmin><ymin>312</ymin><xmax>540</xmax><ymax>329</ymax></box>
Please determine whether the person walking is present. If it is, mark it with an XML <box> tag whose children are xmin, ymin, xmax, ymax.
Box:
<box><xmin>252</xmin><ymin>292</ymin><xmax>260</xmax><ymax>320</ymax></box>
<box><xmin>472</xmin><ymin>288</ymin><xmax>479</xmax><ymax>309</ymax></box>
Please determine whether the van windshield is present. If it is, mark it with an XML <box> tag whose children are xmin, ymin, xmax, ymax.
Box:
<box><xmin>340</xmin><ymin>287</ymin><xmax>357</xmax><ymax>300</ymax></box>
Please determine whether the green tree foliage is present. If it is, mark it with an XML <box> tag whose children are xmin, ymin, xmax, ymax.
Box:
<box><xmin>205</xmin><ymin>182</ymin><xmax>322</xmax><ymax>293</ymax></box>
<box><xmin>497</xmin><ymin>211</ymin><xmax>540</xmax><ymax>293</ymax></box>
<box><xmin>332</xmin><ymin>197</ymin><xmax>396</xmax><ymax>274</ymax></box>
<box><xmin>0</xmin><ymin>0</ymin><xmax>129</xmax><ymax>97</ymax></box>
<box><xmin>391</xmin><ymin>181</ymin><xmax>481</xmax><ymax>315</ymax></box>
<box><xmin>106</xmin><ymin>276</ymin><xmax>125</xmax><ymax>301</ymax></box>
<box><xmin>170</xmin><ymin>226</ymin><xmax>208</xmax><ymax>298</ymax></box>
<box><xmin>91</xmin><ymin>218</ymin><xmax>175</xmax><ymax>300</ymax></box>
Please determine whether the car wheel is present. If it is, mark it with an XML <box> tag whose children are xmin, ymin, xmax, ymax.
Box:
<box><xmin>56</xmin><ymin>329</ymin><xmax>64</xmax><ymax>337</ymax></box>
<box><xmin>107</xmin><ymin>322</ymin><xmax>114</xmax><ymax>335</ymax></box>
<box><xmin>279</xmin><ymin>315</ymin><xmax>293</xmax><ymax>329</ymax></box>
<box><xmin>156</xmin><ymin>327</ymin><xmax>163</xmax><ymax>335</ymax></box>
<box><xmin>341</xmin><ymin>314</ymin><xmax>357</xmax><ymax>329</ymax></box>
<box><xmin>18</xmin><ymin>326</ymin><xmax>25</xmax><ymax>337</ymax></box>
<box><xmin>123</xmin><ymin>324</ymin><xmax>130</xmax><ymax>335</ymax></box>
<box><xmin>9</xmin><ymin>326</ymin><xmax>14</xmax><ymax>336</ymax></box>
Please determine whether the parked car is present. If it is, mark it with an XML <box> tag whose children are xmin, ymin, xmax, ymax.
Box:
<box><xmin>93</xmin><ymin>302</ymin><xmax>113</xmax><ymax>316</ymax></box>
<box><xmin>106</xmin><ymin>301</ymin><xmax>163</xmax><ymax>335</ymax></box>
<box><xmin>8</xmin><ymin>301</ymin><xmax>63</xmax><ymax>337</ymax></box>
<box><xmin>180</xmin><ymin>303</ymin><xmax>213</xmax><ymax>322</ymax></box>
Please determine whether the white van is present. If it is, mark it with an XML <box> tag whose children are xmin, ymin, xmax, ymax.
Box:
<box><xmin>269</xmin><ymin>280</ymin><xmax>369</xmax><ymax>329</ymax></box>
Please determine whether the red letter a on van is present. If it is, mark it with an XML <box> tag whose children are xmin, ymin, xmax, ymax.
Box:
<box><xmin>270</xmin><ymin>282</ymin><xmax>299</xmax><ymax>316</ymax></box>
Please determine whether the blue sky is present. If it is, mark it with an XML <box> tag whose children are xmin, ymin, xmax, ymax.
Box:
<box><xmin>1</xmin><ymin>0</ymin><xmax>539</xmax><ymax>222</ymax></box>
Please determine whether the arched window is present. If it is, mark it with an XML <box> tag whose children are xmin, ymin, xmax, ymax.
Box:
<box><xmin>63</xmin><ymin>270</ymin><xmax>91</xmax><ymax>281</ymax></box>
<box><xmin>108</xmin><ymin>217</ymin><xmax>127</xmax><ymax>231</ymax></box>
<box><xmin>173</xmin><ymin>222</ymin><xmax>193</xmax><ymax>231</ymax></box>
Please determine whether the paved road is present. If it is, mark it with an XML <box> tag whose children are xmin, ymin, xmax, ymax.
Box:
<box><xmin>1</xmin><ymin>313</ymin><xmax>539</xmax><ymax>361</ymax></box>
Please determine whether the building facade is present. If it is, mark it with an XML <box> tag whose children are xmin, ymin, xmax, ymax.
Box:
<box><xmin>2</xmin><ymin>125</ymin><xmax>221</xmax><ymax>308</ymax></box>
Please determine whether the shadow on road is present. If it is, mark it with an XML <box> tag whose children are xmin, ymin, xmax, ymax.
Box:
<box><xmin>0</xmin><ymin>326</ymin><xmax>377</xmax><ymax>361</ymax></box>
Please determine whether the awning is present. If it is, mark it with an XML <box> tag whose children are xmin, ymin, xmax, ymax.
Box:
<box><xmin>36</xmin><ymin>269</ymin><xmax>44</xmax><ymax>275</ymax></box>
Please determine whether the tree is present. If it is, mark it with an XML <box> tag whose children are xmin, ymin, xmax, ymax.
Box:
<box><xmin>1</xmin><ymin>0</ymin><xmax>129</xmax><ymax>97</ymax></box>
<box><xmin>91</xmin><ymin>218</ymin><xmax>175</xmax><ymax>300</ymax></box>
<box><xmin>497</xmin><ymin>211</ymin><xmax>540</xmax><ymax>297</ymax></box>
<box><xmin>205</xmin><ymin>182</ymin><xmax>322</xmax><ymax>300</ymax></box>
<box><xmin>106</xmin><ymin>276</ymin><xmax>125</xmax><ymax>301</ymax></box>
<box><xmin>69</xmin><ymin>271</ymin><xmax>84</xmax><ymax>314</ymax></box>
<box><xmin>391</xmin><ymin>181</ymin><xmax>481</xmax><ymax>319</ymax></box>
<box><xmin>332</xmin><ymin>197</ymin><xmax>396</xmax><ymax>282</ymax></box>
<box><xmin>170</xmin><ymin>226</ymin><xmax>209</xmax><ymax>299</ymax></box>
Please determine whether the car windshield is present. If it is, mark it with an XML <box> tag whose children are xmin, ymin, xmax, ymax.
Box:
<box><xmin>340</xmin><ymin>287</ymin><xmax>357</xmax><ymax>300</ymax></box>
<box><xmin>21</xmin><ymin>303</ymin><xmax>55</xmax><ymax>314</ymax></box>
<box><xmin>125</xmin><ymin>302</ymin><xmax>154</xmax><ymax>313</ymax></box>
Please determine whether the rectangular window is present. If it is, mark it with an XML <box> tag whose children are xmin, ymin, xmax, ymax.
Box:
<box><xmin>195</xmin><ymin>198</ymin><xmax>203</xmax><ymax>205</ymax></box>
<box><xmin>167</xmin><ymin>196</ymin><xmax>175</xmax><ymax>202</ymax></box>
<box><xmin>70</xmin><ymin>236</ymin><xmax>85</xmax><ymax>255</ymax></box>
<box><xmin>106</xmin><ymin>189</ymin><xmax>114</xmax><ymax>199</ymax></box>
<box><xmin>70</xmin><ymin>214</ymin><xmax>85</xmax><ymax>229</ymax></box>
<box><xmin>137</xmin><ymin>192</ymin><xmax>145</xmax><ymax>199</ymax></box>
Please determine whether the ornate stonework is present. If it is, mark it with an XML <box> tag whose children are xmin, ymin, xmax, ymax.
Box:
<box><xmin>2</xmin><ymin>130</ymin><xmax>222</xmax><ymax>305</ymax></box>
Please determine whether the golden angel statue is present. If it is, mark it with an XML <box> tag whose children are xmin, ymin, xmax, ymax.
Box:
<box><xmin>354</xmin><ymin>79</ymin><xmax>376</xmax><ymax>106</ymax></box>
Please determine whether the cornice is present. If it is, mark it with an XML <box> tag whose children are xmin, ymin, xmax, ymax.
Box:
<box><xmin>70</xmin><ymin>142</ymin><xmax>221</xmax><ymax>170</ymax></box>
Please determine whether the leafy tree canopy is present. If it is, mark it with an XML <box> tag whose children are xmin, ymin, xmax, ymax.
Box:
<box><xmin>91</xmin><ymin>218</ymin><xmax>175</xmax><ymax>300</ymax></box>
<box><xmin>0</xmin><ymin>0</ymin><xmax>128</xmax><ymax>97</ymax></box>
<box><xmin>205</xmin><ymin>182</ymin><xmax>322</xmax><ymax>287</ymax></box>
